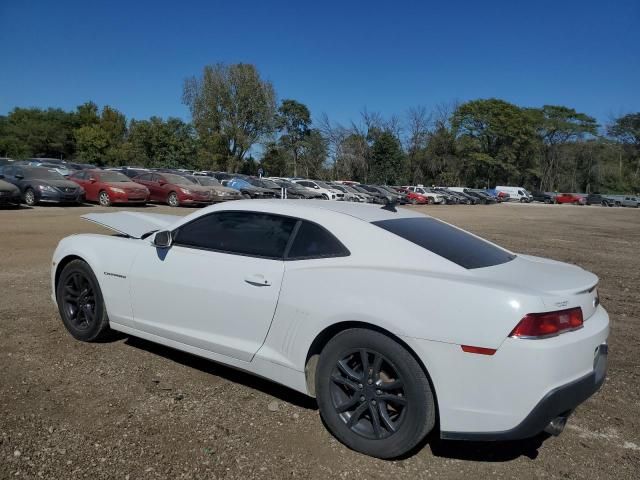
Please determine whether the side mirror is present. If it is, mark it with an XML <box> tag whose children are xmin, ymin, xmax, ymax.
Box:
<box><xmin>158</xmin><ymin>180</ymin><xmax>166</xmax><ymax>186</ymax></box>
<box><xmin>89</xmin><ymin>177</ymin><xmax>97</xmax><ymax>183</ymax></box>
<box><xmin>152</xmin><ymin>230</ymin><xmax>172</xmax><ymax>248</ymax></box>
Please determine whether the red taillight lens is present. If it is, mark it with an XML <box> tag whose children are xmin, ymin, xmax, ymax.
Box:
<box><xmin>509</xmin><ymin>307</ymin><xmax>583</xmax><ymax>338</ymax></box>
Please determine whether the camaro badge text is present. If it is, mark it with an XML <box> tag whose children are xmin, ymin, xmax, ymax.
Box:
<box><xmin>104</xmin><ymin>272</ymin><xmax>127</xmax><ymax>279</ymax></box>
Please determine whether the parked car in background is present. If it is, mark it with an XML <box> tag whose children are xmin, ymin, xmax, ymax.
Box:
<box><xmin>333</xmin><ymin>182</ymin><xmax>374</xmax><ymax>203</ymax></box>
<box><xmin>531</xmin><ymin>191</ymin><xmax>555</xmax><ymax>204</ymax></box>
<box><xmin>465</xmin><ymin>189</ymin><xmax>498</xmax><ymax>204</ymax></box>
<box><xmin>292</xmin><ymin>179</ymin><xmax>341</xmax><ymax>200</ymax></box>
<box><xmin>495</xmin><ymin>186</ymin><xmax>532</xmax><ymax>203</ymax></box>
<box><xmin>181</xmin><ymin>175</ymin><xmax>242</xmax><ymax>202</ymax></box>
<box><xmin>69</xmin><ymin>169</ymin><xmax>150</xmax><ymax>206</ymax></box>
<box><xmin>0</xmin><ymin>165</ymin><xmax>84</xmax><ymax>205</ymax></box>
<box><xmin>22</xmin><ymin>160</ymin><xmax>74</xmax><ymax>177</ymax></box>
<box><xmin>269</xmin><ymin>178</ymin><xmax>324</xmax><ymax>199</ymax></box>
<box><xmin>404</xmin><ymin>186</ymin><xmax>445</xmax><ymax>204</ymax></box>
<box><xmin>326</xmin><ymin>182</ymin><xmax>361</xmax><ymax>202</ymax></box>
<box><xmin>108</xmin><ymin>167</ymin><xmax>150</xmax><ymax>179</ymax></box>
<box><xmin>399</xmin><ymin>188</ymin><xmax>428</xmax><ymax>205</ymax></box>
<box><xmin>585</xmin><ymin>193</ymin><xmax>614</xmax><ymax>207</ymax></box>
<box><xmin>226</xmin><ymin>177</ymin><xmax>278</xmax><ymax>199</ymax></box>
<box><xmin>53</xmin><ymin>200</ymin><xmax>609</xmax><ymax>459</ymax></box>
<box><xmin>0</xmin><ymin>176</ymin><xmax>22</xmax><ymax>207</ymax></box>
<box><xmin>0</xmin><ymin>157</ymin><xmax>15</xmax><ymax>167</ymax></box>
<box><xmin>554</xmin><ymin>193</ymin><xmax>586</xmax><ymax>205</ymax></box>
<box><xmin>610</xmin><ymin>195</ymin><xmax>640</xmax><ymax>207</ymax></box>
<box><xmin>132</xmin><ymin>172</ymin><xmax>213</xmax><ymax>207</ymax></box>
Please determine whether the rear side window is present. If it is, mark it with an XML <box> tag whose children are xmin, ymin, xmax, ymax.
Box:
<box><xmin>174</xmin><ymin>211</ymin><xmax>297</xmax><ymax>259</ymax></box>
<box><xmin>372</xmin><ymin>217</ymin><xmax>515</xmax><ymax>269</ymax></box>
<box><xmin>287</xmin><ymin>221</ymin><xmax>349</xmax><ymax>260</ymax></box>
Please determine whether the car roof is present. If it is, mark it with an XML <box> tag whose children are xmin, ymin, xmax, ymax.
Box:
<box><xmin>206</xmin><ymin>199</ymin><xmax>426</xmax><ymax>223</ymax></box>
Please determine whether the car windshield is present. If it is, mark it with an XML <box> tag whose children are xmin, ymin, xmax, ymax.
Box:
<box><xmin>230</xmin><ymin>178</ymin><xmax>251</xmax><ymax>188</ymax></box>
<box><xmin>344</xmin><ymin>185</ymin><xmax>360</xmax><ymax>194</ymax></box>
<box><xmin>331</xmin><ymin>184</ymin><xmax>347</xmax><ymax>192</ymax></box>
<box><xmin>99</xmin><ymin>171</ymin><xmax>130</xmax><ymax>182</ymax></box>
<box><xmin>193</xmin><ymin>176</ymin><xmax>220</xmax><ymax>186</ymax></box>
<box><xmin>275</xmin><ymin>179</ymin><xmax>298</xmax><ymax>189</ymax></box>
<box><xmin>163</xmin><ymin>174</ymin><xmax>195</xmax><ymax>185</ymax></box>
<box><xmin>24</xmin><ymin>168</ymin><xmax>65</xmax><ymax>180</ymax></box>
<box><xmin>373</xmin><ymin>217</ymin><xmax>515</xmax><ymax>269</ymax></box>
<box><xmin>314</xmin><ymin>181</ymin><xmax>333</xmax><ymax>189</ymax></box>
<box><xmin>258</xmin><ymin>178</ymin><xmax>280</xmax><ymax>189</ymax></box>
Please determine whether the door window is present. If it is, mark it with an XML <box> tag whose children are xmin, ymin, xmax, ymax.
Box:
<box><xmin>173</xmin><ymin>211</ymin><xmax>297</xmax><ymax>259</ymax></box>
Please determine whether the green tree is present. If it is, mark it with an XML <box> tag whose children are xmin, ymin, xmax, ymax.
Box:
<box><xmin>183</xmin><ymin>63</ymin><xmax>277</xmax><ymax>171</ymax></box>
<box><xmin>276</xmin><ymin>99</ymin><xmax>311</xmax><ymax>176</ymax></box>
<box><xmin>608</xmin><ymin>113</ymin><xmax>640</xmax><ymax>182</ymax></box>
<box><xmin>369</xmin><ymin>130</ymin><xmax>405</xmax><ymax>184</ymax></box>
<box><xmin>125</xmin><ymin>117</ymin><xmax>197</xmax><ymax>168</ymax></box>
<box><xmin>452</xmin><ymin>99</ymin><xmax>539</xmax><ymax>186</ymax></box>
<box><xmin>530</xmin><ymin>105</ymin><xmax>598</xmax><ymax>190</ymax></box>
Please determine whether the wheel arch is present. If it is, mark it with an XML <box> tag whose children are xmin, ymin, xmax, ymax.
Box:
<box><xmin>54</xmin><ymin>254</ymin><xmax>87</xmax><ymax>291</ymax></box>
<box><xmin>304</xmin><ymin>321</ymin><xmax>440</xmax><ymax>416</ymax></box>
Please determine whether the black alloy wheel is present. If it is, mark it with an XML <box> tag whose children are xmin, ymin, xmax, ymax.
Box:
<box><xmin>330</xmin><ymin>349</ymin><xmax>408</xmax><ymax>440</ymax></box>
<box><xmin>56</xmin><ymin>260</ymin><xmax>110</xmax><ymax>342</ymax></box>
<box><xmin>316</xmin><ymin>328</ymin><xmax>435</xmax><ymax>459</ymax></box>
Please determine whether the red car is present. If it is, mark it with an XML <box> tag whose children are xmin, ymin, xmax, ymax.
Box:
<box><xmin>400</xmin><ymin>188</ymin><xmax>429</xmax><ymax>205</ymax></box>
<box><xmin>554</xmin><ymin>193</ymin><xmax>586</xmax><ymax>205</ymax></box>
<box><xmin>132</xmin><ymin>172</ymin><xmax>213</xmax><ymax>207</ymax></box>
<box><xmin>69</xmin><ymin>169</ymin><xmax>149</xmax><ymax>206</ymax></box>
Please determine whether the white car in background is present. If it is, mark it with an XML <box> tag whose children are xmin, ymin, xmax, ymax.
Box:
<box><xmin>292</xmin><ymin>179</ymin><xmax>343</xmax><ymax>200</ymax></box>
<box><xmin>496</xmin><ymin>185</ymin><xmax>533</xmax><ymax>203</ymax></box>
<box><xmin>51</xmin><ymin>200</ymin><xmax>608</xmax><ymax>459</ymax></box>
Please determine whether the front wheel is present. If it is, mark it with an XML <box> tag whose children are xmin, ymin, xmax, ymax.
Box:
<box><xmin>316</xmin><ymin>328</ymin><xmax>436</xmax><ymax>459</ymax></box>
<box><xmin>24</xmin><ymin>188</ymin><xmax>37</xmax><ymax>206</ymax></box>
<box><xmin>98</xmin><ymin>190</ymin><xmax>112</xmax><ymax>207</ymax></box>
<box><xmin>167</xmin><ymin>192</ymin><xmax>180</xmax><ymax>207</ymax></box>
<box><xmin>56</xmin><ymin>260</ymin><xmax>110</xmax><ymax>342</ymax></box>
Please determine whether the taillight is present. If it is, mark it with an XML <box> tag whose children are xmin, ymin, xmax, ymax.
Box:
<box><xmin>509</xmin><ymin>307</ymin><xmax>583</xmax><ymax>339</ymax></box>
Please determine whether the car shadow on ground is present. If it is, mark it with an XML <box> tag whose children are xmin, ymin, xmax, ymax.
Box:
<box><xmin>123</xmin><ymin>335</ymin><xmax>318</xmax><ymax>410</ymax></box>
<box><xmin>425</xmin><ymin>432</ymin><xmax>550</xmax><ymax>461</ymax></box>
<box><xmin>0</xmin><ymin>204</ymin><xmax>31</xmax><ymax>210</ymax></box>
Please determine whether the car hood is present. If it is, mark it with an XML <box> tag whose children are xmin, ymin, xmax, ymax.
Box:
<box><xmin>0</xmin><ymin>179</ymin><xmax>19</xmax><ymax>193</ymax></box>
<box><xmin>82</xmin><ymin>212</ymin><xmax>182</xmax><ymax>238</ymax></box>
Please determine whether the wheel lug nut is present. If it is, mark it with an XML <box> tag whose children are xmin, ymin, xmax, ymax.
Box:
<box><xmin>376</xmin><ymin>390</ymin><xmax>381</xmax><ymax>395</ymax></box>
<box><xmin>367</xmin><ymin>379</ymin><xmax>373</xmax><ymax>385</ymax></box>
<box><xmin>358</xmin><ymin>383</ymin><xmax>363</xmax><ymax>389</ymax></box>
<box><xmin>371</xmin><ymin>400</ymin><xmax>377</xmax><ymax>406</ymax></box>
<box><xmin>359</xmin><ymin>396</ymin><xmax>365</xmax><ymax>402</ymax></box>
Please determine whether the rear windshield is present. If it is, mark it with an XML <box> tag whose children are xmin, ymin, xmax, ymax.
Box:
<box><xmin>372</xmin><ymin>217</ymin><xmax>515</xmax><ymax>269</ymax></box>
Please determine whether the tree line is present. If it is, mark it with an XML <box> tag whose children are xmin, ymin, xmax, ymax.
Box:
<box><xmin>1</xmin><ymin>62</ymin><xmax>638</xmax><ymax>193</ymax></box>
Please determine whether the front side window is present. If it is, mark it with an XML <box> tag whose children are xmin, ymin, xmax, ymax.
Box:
<box><xmin>173</xmin><ymin>212</ymin><xmax>297</xmax><ymax>259</ymax></box>
<box><xmin>287</xmin><ymin>221</ymin><xmax>349</xmax><ymax>260</ymax></box>
<box><xmin>372</xmin><ymin>217</ymin><xmax>515</xmax><ymax>269</ymax></box>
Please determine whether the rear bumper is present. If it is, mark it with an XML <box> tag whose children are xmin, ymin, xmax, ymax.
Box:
<box><xmin>441</xmin><ymin>343</ymin><xmax>607</xmax><ymax>441</ymax></box>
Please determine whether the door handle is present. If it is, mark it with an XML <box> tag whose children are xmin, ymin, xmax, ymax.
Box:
<box><xmin>244</xmin><ymin>274</ymin><xmax>271</xmax><ymax>287</ymax></box>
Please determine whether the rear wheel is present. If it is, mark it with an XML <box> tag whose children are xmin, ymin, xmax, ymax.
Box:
<box><xmin>98</xmin><ymin>190</ymin><xmax>111</xmax><ymax>207</ymax></box>
<box><xmin>24</xmin><ymin>188</ymin><xmax>36</xmax><ymax>206</ymax></box>
<box><xmin>167</xmin><ymin>192</ymin><xmax>179</xmax><ymax>207</ymax></box>
<box><xmin>410</xmin><ymin>197</ymin><xmax>418</xmax><ymax>205</ymax></box>
<box><xmin>316</xmin><ymin>328</ymin><xmax>435</xmax><ymax>459</ymax></box>
<box><xmin>56</xmin><ymin>260</ymin><xmax>110</xmax><ymax>342</ymax></box>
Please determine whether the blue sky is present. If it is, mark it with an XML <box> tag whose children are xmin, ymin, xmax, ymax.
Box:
<box><xmin>1</xmin><ymin>0</ymin><xmax>638</xmax><ymax>128</ymax></box>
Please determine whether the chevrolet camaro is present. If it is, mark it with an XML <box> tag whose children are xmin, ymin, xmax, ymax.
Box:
<box><xmin>51</xmin><ymin>200</ymin><xmax>609</xmax><ymax>458</ymax></box>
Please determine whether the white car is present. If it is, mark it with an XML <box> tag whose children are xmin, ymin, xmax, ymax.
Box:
<box><xmin>495</xmin><ymin>185</ymin><xmax>533</xmax><ymax>203</ymax></box>
<box><xmin>292</xmin><ymin>179</ymin><xmax>343</xmax><ymax>200</ymax></box>
<box><xmin>51</xmin><ymin>201</ymin><xmax>608</xmax><ymax>458</ymax></box>
<box><xmin>404</xmin><ymin>185</ymin><xmax>445</xmax><ymax>204</ymax></box>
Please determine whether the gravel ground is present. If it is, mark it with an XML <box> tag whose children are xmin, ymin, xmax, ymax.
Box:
<box><xmin>1</xmin><ymin>201</ymin><xmax>639</xmax><ymax>479</ymax></box>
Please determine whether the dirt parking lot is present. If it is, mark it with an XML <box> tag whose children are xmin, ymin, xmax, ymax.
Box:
<box><xmin>1</xmin><ymin>202</ymin><xmax>639</xmax><ymax>479</ymax></box>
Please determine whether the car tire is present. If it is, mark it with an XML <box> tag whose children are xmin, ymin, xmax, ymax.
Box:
<box><xmin>24</xmin><ymin>188</ymin><xmax>37</xmax><ymax>206</ymax></box>
<box><xmin>410</xmin><ymin>198</ymin><xmax>418</xmax><ymax>205</ymax></box>
<box><xmin>427</xmin><ymin>197</ymin><xmax>434</xmax><ymax>205</ymax></box>
<box><xmin>322</xmin><ymin>194</ymin><xmax>329</xmax><ymax>200</ymax></box>
<box><xmin>168</xmin><ymin>192</ymin><xmax>180</xmax><ymax>207</ymax></box>
<box><xmin>242</xmin><ymin>193</ymin><xmax>252</xmax><ymax>200</ymax></box>
<box><xmin>98</xmin><ymin>190</ymin><xmax>111</xmax><ymax>207</ymax></box>
<box><xmin>55</xmin><ymin>259</ymin><xmax>110</xmax><ymax>342</ymax></box>
<box><xmin>316</xmin><ymin>328</ymin><xmax>436</xmax><ymax>459</ymax></box>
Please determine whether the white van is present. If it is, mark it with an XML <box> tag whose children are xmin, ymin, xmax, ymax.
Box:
<box><xmin>495</xmin><ymin>186</ymin><xmax>532</xmax><ymax>203</ymax></box>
